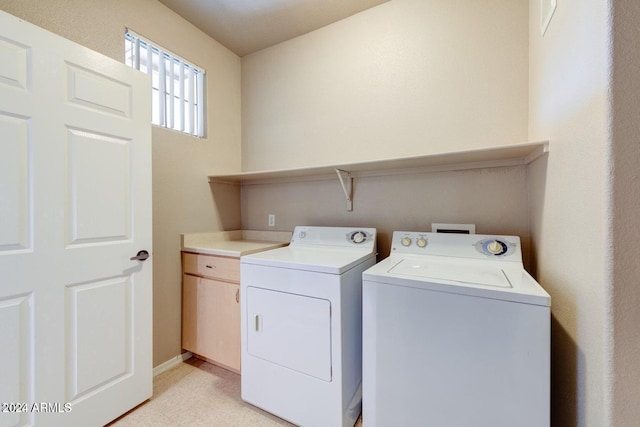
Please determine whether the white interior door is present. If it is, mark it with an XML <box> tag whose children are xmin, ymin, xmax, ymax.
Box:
<box><xmin>0</xmin><ymin>11</ymin><xmax>152</xmax><ymax>427</ymax></box>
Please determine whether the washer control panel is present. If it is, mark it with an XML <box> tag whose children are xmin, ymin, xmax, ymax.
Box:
<box><xmin>391</xmin><ymin>231</ymin><xmax>521</xmax><ymax>262</ymax></box>
<box><xmin>473</xmin><ymin>238</ymin><xmax>517</xmax><ymax>257</ymax></box>
<box><xmin>399</xmin><ymin>236</ymin><xmax>428</xmax><ymax>248</ymax></box>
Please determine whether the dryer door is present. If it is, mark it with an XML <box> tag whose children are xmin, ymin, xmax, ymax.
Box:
<box><xmin>246</xmin><ymin>286</ymin><xmax>332</xmax><ymax>381</ymax></box>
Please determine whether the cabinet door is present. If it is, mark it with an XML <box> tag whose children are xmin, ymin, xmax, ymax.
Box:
<box><xmin>190</xmin><ymin>276</ymin><xmax>240</xmax><ymax>371</ymax></box>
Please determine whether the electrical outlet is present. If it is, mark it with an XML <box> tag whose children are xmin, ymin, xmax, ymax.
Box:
<box><xmin>268</xmin><ymin>214</ymin><xmax>275</xmax><ymax>227</ymax></box>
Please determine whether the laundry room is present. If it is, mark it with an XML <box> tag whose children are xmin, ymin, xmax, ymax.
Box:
<box><xmin>0</xmin><ymin>0</ymin><xmax>637</xmax><ymax>426</ymax></box>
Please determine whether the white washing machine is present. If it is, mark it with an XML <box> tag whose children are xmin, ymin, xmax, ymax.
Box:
<box><xmin>362</xmin><ymin>231</ymin><xmax>550</xmax><ymax>427</ymax></box>
<box><xmin>241</xmin><ymin>226</ymin><xmax>377</xmax><ymax>427</ymax></box>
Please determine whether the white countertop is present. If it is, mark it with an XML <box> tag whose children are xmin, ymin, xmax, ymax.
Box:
<box><xmin>181</xmin><ymin>230</ymin><xmax>292</xmax><ymax>257</ymax></box>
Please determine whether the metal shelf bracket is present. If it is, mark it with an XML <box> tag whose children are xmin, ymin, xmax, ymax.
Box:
<box><xmin>335</xmin><ymin>168</ymin><xmax>353</xmax><ymax>212</ymax></box>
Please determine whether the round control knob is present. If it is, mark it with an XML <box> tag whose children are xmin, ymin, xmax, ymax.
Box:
<box><xmin>298</xmin><ymin>231</ymin><xmax>307</xmax><ymax>239</ymax></box>
<box><xmin>487</xmin><ymin>240</ymin><xmax>504</xmax><ymax>254</ymax></box>
<box><xmin>401</xmin><ymin>237</ymin><xmax>412</xmax><ymax>247</ymax></box>
<box><xmin>351</xmin><ymin>231</ymin><xmax>366</xmax><ymax>244</ymax></box>
<box><xmin>416</xmin><ymin>238</ymin><xmax>428</xmax><ymax>248</ymax></box>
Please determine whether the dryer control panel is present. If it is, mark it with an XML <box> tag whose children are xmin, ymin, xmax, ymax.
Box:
<box><xmin>291</xmin><ymin>226</ymin><xmax>376</xmax><ymax>249</ymax></box>
<box><xmin>391</xmin><ymin>231</ymin><xmax>521</xmax><ymax>262</ymax></box>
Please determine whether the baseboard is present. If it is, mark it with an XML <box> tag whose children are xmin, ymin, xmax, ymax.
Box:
<box><xmin>153</xmin><ymin>352</ymin><xmax>193</xmax><ymax>377</ymax></box>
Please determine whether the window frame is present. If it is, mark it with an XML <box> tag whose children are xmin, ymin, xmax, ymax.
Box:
<box><xmin>124</xmin><ymin>29</ymin><xmax>206</xmax><ymax>138</ymax></box>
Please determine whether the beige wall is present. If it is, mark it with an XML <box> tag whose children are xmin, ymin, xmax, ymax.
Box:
<box><xmin>241</xmin><ymin>0</ymin><xmax>529</xmax><ymax>171</ymax></box>
<box><xmin>239</xmin><ymin>0</ymin><xmax>533</xmax><ymax>291</ymax></box>
<box><xmin>0</xmin><ymin>0</ymin><xmax>243</xmax><ymax>367</ymax></box>
<box><xmin>610</xmin><ymin>0</ymin><xmax>640</xmax><ymax>424</ymax></box>
<box><xmin>528</xmin><ymin>0</ymin><xmax>611</xmax><ymax>425</ymax></box>
<box><xmin>241</xmin><ymin>166</ymin><xmax>531</xmax><ymax>263</ymax></box>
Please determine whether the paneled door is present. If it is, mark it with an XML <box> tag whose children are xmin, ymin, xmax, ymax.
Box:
<box><xmin>0</xmin><ymin>11</ymin><xmax>152</xmax><ymax>427</ymax></box>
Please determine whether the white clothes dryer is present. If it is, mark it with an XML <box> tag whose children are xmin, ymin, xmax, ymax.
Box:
<box><xmin>362</xmin><ymin>231</ymin><xmax>550</xmax><ymax>427</ymax></box>
<box><xmin>241</xmin><ymin>226</ymin><xmax>377</xmax><ymax>427</ymax></box>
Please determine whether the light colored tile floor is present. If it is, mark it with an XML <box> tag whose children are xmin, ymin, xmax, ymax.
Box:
<box><xmin>108</xmin><ymin>358</ymin><xmax>363</xmax><ymax>426</ymax></box>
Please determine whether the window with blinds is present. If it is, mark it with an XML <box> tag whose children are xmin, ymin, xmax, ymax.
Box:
<box><xmin>124</xmin><ymin>30</ymin><xmax>205</xmax><ymax>137</ymax></box>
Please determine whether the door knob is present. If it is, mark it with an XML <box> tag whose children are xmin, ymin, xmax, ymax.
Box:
<box><xmin>130</xmin><ymin>250</ymin><xmax>150</xmax><ymax>261</ymax></box>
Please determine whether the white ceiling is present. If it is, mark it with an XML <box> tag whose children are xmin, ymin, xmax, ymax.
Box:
<box><xmin>157</xmin><ymin>0</ymin><xmax>390</xmax><ymax>57</ymax></box>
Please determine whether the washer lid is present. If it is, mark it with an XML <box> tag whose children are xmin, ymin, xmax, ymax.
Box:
<box><xmin>364</xmin><ymin>256</ymin><xmax>550</xmax><ymax>306</ymax></box>
<box><xmin>388</xmin><ymin>258</ymin><xmax>512</xmax><ymax>288</ymax></box>
<box><xmin>241</xmin><ymin>245</ymin><xmax>375</xmax><ymax>274</ymax></box>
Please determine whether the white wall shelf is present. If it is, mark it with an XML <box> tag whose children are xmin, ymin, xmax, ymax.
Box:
<box><xmin>208</xmin><ymin>141</ymin><xmax>549</xmax><ymax>186</ymax></box>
